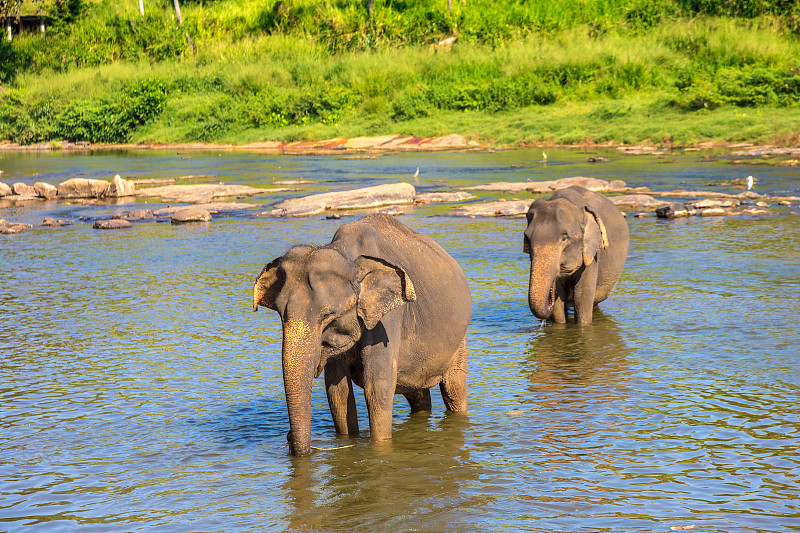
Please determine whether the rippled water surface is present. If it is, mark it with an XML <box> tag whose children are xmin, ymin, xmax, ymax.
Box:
<box><xmin>2</xmin><ymin>149</ymin><xmax>799</xmax><ymax>532</ymax></box>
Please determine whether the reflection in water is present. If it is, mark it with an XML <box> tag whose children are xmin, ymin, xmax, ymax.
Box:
<box><xmin>526</xmin><ymin>309</ymin><xmax>630</xmax><ymax>409</ymax></box>
<box><xmin>282</xmin><ymin>415</ymin><xmax>482</xmax><ymax>533</ymax></box>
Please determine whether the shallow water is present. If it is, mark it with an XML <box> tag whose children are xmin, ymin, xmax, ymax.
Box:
<box><xmin>2</xmin><ymin>148</ymin><xmax>799</xmax><ymax>532</ymax></box>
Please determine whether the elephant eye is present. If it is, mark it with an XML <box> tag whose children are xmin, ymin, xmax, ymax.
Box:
<box><xmin>561</xmin><ymin>233</ymin><xmax>569</xmax><ymax>241</ymax></box>
<box><xmin>321</xmin><ymin>309</ymin><xmax>336</xmax><ymax>320</ymax></box>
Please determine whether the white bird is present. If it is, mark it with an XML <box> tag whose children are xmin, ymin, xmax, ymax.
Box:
<box><xmin>746</xmin><ymin>175</ymin><xmax>754</xmax><ymax>190</ymax></box>
<box><xmin>413</xmin><ymin>167</ymin><xmax>419</xmax><ymax>180</ymax></box>
<box><xmin>542</xmin><ymin>151</ymin><xmax>548</xmax><ymax>162</ymax></box>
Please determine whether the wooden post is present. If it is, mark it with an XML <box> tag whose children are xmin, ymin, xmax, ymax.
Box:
<box><xmin>6</xmin><ymin>21</ymin><xmax>11</xmax><ymax>42</ymax></box>
<box><xmin>139</xmin><ymin>0</ymin><xmax>144</xmax><ymax>16</ymax></box>
<box><xmin>40</xmin><ymin>20</ymin><xmax>45</xmax><ymax>33</ymax></box>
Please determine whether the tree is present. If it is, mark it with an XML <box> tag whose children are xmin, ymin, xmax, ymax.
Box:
<box><xmin>138</xmin><ymin>0</ymin><xmax>143</xmax><ymax>16</ymax></box>
<box><xmin>172</xmin><ymin>0</ymin><xmax>182</xmax><ymax>25</ymax></box>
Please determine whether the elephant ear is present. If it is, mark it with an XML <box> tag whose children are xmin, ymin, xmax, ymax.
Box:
<box><xmin>523</xmin><ymin>199</ymin><xmax>544</xmax><ymax>254</ymax></box>
<box><xmin>582</xmin><ymin>207</ymin><xmax>609</xmax><ymax>266</ymax></box>
<box><xmin>253</xmin><ymin>256</ymin><xmax>283</xmax><ymax>311</ymax></box>
<box><xmin>355</xmin><ymin>255</ymin><xmax>416</xmax><ymax>330</ymax></box>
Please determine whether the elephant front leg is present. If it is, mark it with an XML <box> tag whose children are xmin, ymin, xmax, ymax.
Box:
<box><xmin>573</xmin><ymin>261</ymin><xmax>599</xmax><ymax>325</ymax></box>
<box><xmin>551</xmin><ymin>279</ymin><xmax>568</xmax><ymax>323</ymax></box>
<box><xmin>360</xmin><ymin>325</ymin><xmax>400</xmax><ymax>442</ymax></box>
<box><xmin>324</xmin><ymin>358</ymin><xmax>359</xmax><ymax>435</ymax></box>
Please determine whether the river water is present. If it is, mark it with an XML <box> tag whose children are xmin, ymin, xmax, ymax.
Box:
<box><xmin>1</xmin><ymin>148</ymin><xmax>799</xmax><ymax>532</ymax></box>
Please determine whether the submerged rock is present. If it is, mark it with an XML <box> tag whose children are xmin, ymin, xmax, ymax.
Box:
<box><xmin>136</xmin><ymin>183</ymin><xmax>270</xmax><ymax>203</ymax></box>
<box><xmin>0</xmin><ymin>219</ymin><xmax>34</xmax><ymax>234</ymax></box>
<box><xmin>170</xmin><ymin>206</ymin><xmax>212</xmax><ymax>224</ymax></box>
<box><xmin>152</xmin><ymin>202</ymin><xmax>254</xmax><ymax>217</ymax></box>
<box><xmin>114</xmin><ymin>209</ymin><xmax>155</xmax><ymax>221</ymax></box>
<box><xmin>94</xmin><ymin>219</ymin><xmax>132</xmax><ymax>230</ymax></box>
<box><xmin>39</xmin><ymin>217</ymin><xmax>74</xmax><ymax>227</ymax></box>
<box><xmin>269</xmin><ymin>183</ymin><xmax>416</xmax><ymax>217</ymax></box>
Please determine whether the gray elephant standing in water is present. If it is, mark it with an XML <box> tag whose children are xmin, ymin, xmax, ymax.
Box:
<box><xmin>523</xmin><ymin>186</ymin><xmax>629</xmax><ymax>324</ymax></box>
<box><xmin>253</xmin><ymin>214</ymin><xmax>471</xmax><ymax>456</ymax></box>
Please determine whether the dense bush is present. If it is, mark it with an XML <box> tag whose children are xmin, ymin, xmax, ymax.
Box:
<box><xmin>673</xmin><ymin>65</ymin><xmax>800</xmax><ymax>109</ymax></box>
<box><xmin>0</xmin><ymin>77</ymin><xmax>168</xmax><ymax>144</ymax></box>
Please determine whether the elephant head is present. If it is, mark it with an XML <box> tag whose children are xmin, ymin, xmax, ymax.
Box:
<box><xmin>523</xmin><ymin>192</ymin><xmax>608</xmax><ymax>319</ymax></box>
<box><xmin>253</xmin><ymin>246</ymin><xmax>416</xmax><ymax>456</ymax></box>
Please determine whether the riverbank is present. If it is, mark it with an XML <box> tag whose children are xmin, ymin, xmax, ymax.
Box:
<box><xmin>2</xmin><ymin>3</ymin><xmax>800</xmax><ymax>149</ymax></box>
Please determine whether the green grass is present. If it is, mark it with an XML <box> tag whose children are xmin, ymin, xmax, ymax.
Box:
<box><xmin>1</xmin><ymin>1</ymin><xmax>800</xmax><ymax>147</ymax></box>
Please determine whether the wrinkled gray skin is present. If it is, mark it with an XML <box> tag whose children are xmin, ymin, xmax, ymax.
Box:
<box><xmin>254</xmin><ymin>214</ymin><xmax>471</xmax><ymax>456</ymax></box>
<box><xmin>523</xmin><ymin>186</ymin><xmax>629</xmax><ymax>325</ymax></box>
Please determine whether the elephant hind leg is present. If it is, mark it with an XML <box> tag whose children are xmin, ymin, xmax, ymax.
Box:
<box><xmin>439</xmin><ymin>336</ymin><xmax>467</xmax><ymax>413</ymax></box>
<box><xmin>404</xmin><ymin>389</ymin><xmax>432</xmax><ymax>413</ymax></box>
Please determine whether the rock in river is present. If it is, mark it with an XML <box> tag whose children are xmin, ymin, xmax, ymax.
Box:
<box><xmin>105</xmin><ymin>175</ymin><xmax>136</xmax><ymax>198</ymax></box>
<box><xmin>135</xmin><ymin>183</ymin><xmax>270</xmax><ymax>203</ymax></box>
<box><xmin>34</xmin><ymin>182</ymin><xmax>58</xmax><ymax>199</ymax></box>
<box><xmin>0</xmin><ymin>219</ymin><xmax>34</xmax><ymax>234</ymax></box>
<box><xmin>170</xmin><ymin>206</ymin><xmax>212</xmax><ymax>224</ymax></box>
<box><xmin>93</xmin><ymin>219</ymin><xmax>133</xmax><ymax>230</ymax></box>
<box><xmin>0</xmin><ymin>182</ymin><xmax>11</xmax><ymax>197</ymax></box>
<box><xmin>452</xmin><ymin>199</ymin><xmax>531</xmax><ymax>218</ymax></box>
<box><xmin>414</xmin><ymin>191</ymin><xmax>476</xmax><ymax>204</ymax></box>
<box><xmin>58</xmin><ymin>178</ymin><xmax>111</xmax><ymax>199</ymax></box>
<box><xmin>608</xmin><ymin>194</ymin><xmax>667</xmax><ymax>209</ymax></box>
<box><xmin>269</xmin><ymin>183</ymin><xmax>416</xmax><ymax>217</ymax></box>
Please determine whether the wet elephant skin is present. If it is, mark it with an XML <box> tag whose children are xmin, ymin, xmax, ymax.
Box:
<box><xmin>523</xmin><ymin>186</ymin><xmax>629</xmax><ymax>325</ymax></box>
<box><xmin>253</xmin><ymin>214</ymin><xmax>472</xmax><ymax>456</ymax></box>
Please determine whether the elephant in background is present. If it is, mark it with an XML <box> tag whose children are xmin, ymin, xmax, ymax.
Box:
<box><xmin>523</xmin><ymin>186</ymin><xmax>629</xmax><ymax>325</ymax></box>
<box><xmin>253</xmin><ymin>214</ymin><xmax>471</xmax><ymax>456</ymax></box>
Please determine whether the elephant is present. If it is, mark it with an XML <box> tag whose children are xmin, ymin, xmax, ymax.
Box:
<box><xmin>523</xmin><ymin>185</ymin><xmax>629</xmax><ymax>325</ymax></box>
<box><xmin>253</xmin><ymin>214</ymin><xmax>471</xmax><ymax>456</ymax></box>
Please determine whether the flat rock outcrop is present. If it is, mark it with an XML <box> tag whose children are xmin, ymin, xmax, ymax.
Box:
<box><xmin>452</xmin><ymin>199</ymin><xmax>531</xmax><ymax>218</ymax></box>
<box><xmin>282</xmin><ymin>134</ymin><xmax>476</xmax><ymax>153</ymax></box>
<box><xmin>171</xmin><ymin>206</ymin><xmax>212</xmax><ymax>224</ymax></box>
<box><xmin>135</xmin><ymin>183</ymin><xmax>274</xmax><ymax>203</ymax></box>
<box><xmin>465</xmin><ymin>177</ymin><xmax>626</xmax><ymax>194</ymax></box>
<box><xmin>152</xmin><ymin>202</ymin><xmax>254</xmax><ymax>216</ymax></box>
<box><xmin>608</xmin><ymin>194</ymin><xmax>668</xmax><ymax>209</ymax></box>
<box><xmin>269</xmin><ymin>183</ymin><xmax>416</xmax><ymax>217</ymax></box>
<box><xmin>414</xmin><ymin>191</ymin><xmax>476</xmax><ymax>204</ymax></box>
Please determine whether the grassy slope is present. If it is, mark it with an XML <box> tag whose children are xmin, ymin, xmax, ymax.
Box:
<box><xmin>2</xmin><ymin>0</ymin><xmax>800</xmax><ymax>147</ymax></box>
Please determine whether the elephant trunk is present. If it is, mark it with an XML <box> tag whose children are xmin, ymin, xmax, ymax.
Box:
<box><xmin>281</xmin><ymin>320</ymin><xmax>318</xmax><ymax>457</ymax></box>
<box><xmin>528</xmin><ymin>245</ymin><xmax>560</xmax><ymax>319</ymax></box>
